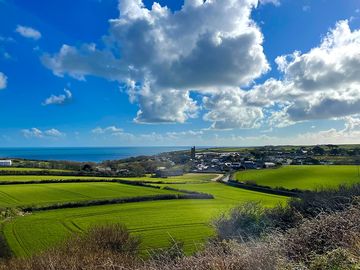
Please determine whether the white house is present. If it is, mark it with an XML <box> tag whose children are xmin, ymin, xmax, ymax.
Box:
<box><xmin>0</xmin><ymin>160</ymin><xmax>12</xmax><ymax>167</ymax></box>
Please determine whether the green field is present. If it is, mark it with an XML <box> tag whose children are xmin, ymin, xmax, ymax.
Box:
<box><xmin>0</xmin><ymin>173</ymin><xmax>216</xmax><ymax>183</ymax></box>
<box><xmin>155</xmin><ymin>182</ymin><xmax>285</xmax><ymax>205</ymax></box>
<box><xmin>235</xmin><ymin>165</ymin><xmax>360</xmax><ymax>190</ymax></box>
<box><xmin>0</xmin><ymin>182</ymin><xmax>179</xmax><ymax>208</ymax></box>
<box><xmin>3</xmin><ymin>181</ymin><xmax>287</xmax><ymax>257</ymax></box>
<box><xmin>0</xmin><ymin>167</ymin><xmax>71</xmax><ymax>172</ymax></box>
<box><xmin>133</xmin><ymin>173</ymin><xmax>219</xmax><ymax>183</ymax></box>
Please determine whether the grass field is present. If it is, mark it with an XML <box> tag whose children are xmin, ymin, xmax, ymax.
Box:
<box><xmin>0</xmin><ymin>173</ymin><xmax>217</xmax><ymax>183</ymax></box>
<box><xmin>3</xmin><ymin>182</ymin><xmax>287</xmax><ymax>257</ymax></box>
<box><xmin>0</xmin><ymin>167</ymin><xmax>72</xmax><ymax>172</ymax></box>
<box><xmin>156</xmin><ymin>182</ymin><xmax>285</xmax><ymax>206</ymax></box>
<box><xmin>0</xmin><ymin>182</ymin><xmax>179</xmax><ymax>208</ymax></box>
<box><xmin>133</xmin><ymin>173</ymin><xmax>219</xmax><ymax>183</ymax></box>
<box><xmin>235</xmin><ymin>165</ymin><xmax>360</xmax><ymax>190</ymax></box>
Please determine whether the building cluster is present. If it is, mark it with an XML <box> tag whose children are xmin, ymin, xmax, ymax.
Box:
<box><xmin>189</xmin><ymin>147</ymin><xmax>330</xmax><ymax>173</ymax></box>
<box><xmin>191</xmin><ymin>152</ymin><xmax>276</xmax><ymax>173</ymax></box>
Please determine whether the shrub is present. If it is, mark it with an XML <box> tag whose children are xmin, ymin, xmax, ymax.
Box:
<box><xmin>213</xmin><ymin>202</ymin><xmax>271</xmax><ymax>242</ymax></box>
<box><xmin>308</xmin><ymin>248</ymin><xmax>359</xmax><ymax>270</ymax></box>
<box><xmin>282</xmin><ymin>205</ymin><xmax>360</xmax><ymax>262</ymax></box>
<box><xmin>76</xmin><ymin>224</ymin><xmax>141</xmax><ymax>255</ymax></box>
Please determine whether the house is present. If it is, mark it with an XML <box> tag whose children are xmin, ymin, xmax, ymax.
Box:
<box><xmin>231</xmin><ymin>162</ymin><xmax>242</xmax><ymax>169</ymax></box>
<box><xmin>0</xmin><ymin>160</ymin><xmax>12</xmax><ymax>167</ymax></box>
<box><xmin>263</xmin><ymin>162</ymin><xmax>276</xmax><ymax>168</ymax></box>
<box><xmin>243</xmin><ymin>161</ymin><xmax>258</xmax><ymax>169</ymax></box>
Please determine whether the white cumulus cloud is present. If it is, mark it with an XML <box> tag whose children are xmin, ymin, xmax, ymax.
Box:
<box><xmin>22</xmin><ymin>128</ymin><xmax>65</xmax><ymax>138</ymax></box>
<box><xmin>0</xmin><ymin>72</ymin><xmax>7</xmax><ymax>89</ymax></box>
<box><xmin>92</xmin><ymin>126</ymin><xmax>123</xmax><ymax>135</ymax></box>
<box><xmin>216</xmin><ymin>20</ymin><xmax>360</xmax><ymax>129</ymax></box>
<box><xmin>42</xmin><ymin>89</ymin><xmax>72</xmax><ymax>106</ymax></box>
<box><xmin>15</xmin><ymin>25</ymin><xmax>41</xmax><ymax>40</ymax></box>
<box><xmin>42</xmin><ymin>0</ymin><xmax>269</xmax><ymax>124</ymax></box>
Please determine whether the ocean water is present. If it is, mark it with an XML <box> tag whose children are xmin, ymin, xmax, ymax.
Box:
<box><xmin>0</xmin><ymin>147</ymin><xmax>189</xmax><ymax>163</ymax></box>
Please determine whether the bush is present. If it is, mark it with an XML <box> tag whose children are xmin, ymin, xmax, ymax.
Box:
<box><xmin>282</xmin><ymin>205</ymin><xmax>360</xmax><ymax>262</ymax></box>
<box><xmin>76</xmin><ymin>224</ymin><xmax>141</xmax><ymax>254</ymax></box>
<box><xmin>213</xmin><ymin>202</ymin><xmax>271</xmax><ymax>242</ymax></box>
<box><xmin>308</xmin><ymin>248</ymin><xmax>359</xmax><ymax>270</ymax></box>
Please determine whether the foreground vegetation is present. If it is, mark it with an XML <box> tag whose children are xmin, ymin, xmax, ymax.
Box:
<box><xmin>235</xmin><ymin>165</ymin><xmax>360</xmax><ymax>190</ymax></box>
<box><xmin>2</xmin><ymin>184</ymin><xmax>360</xmax><ymax>269</ymax></box>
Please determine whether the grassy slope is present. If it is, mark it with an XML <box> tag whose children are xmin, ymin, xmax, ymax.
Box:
<box><xmin>0</xmin><ymin>182</ymin><xmax>179</xmax><ymax>208</ymax></box>
<box><xmin>0</xmin><ymin>173</ymin><xmax>217</xmax><ymax>183</ymax></box>
<box><xmin>156</xmin><ymin>182</ymin><xmax>286</xmax><ymax>205</ymax></box>
<box><xmin>235</xmin><ymin>165</ymin><xmax>360</xmax><ymax>190</ymax></box>
<box><xmin>3</xmin><ymin>182</ymin><xmax>287</xmax><ymax>257</ymax></box>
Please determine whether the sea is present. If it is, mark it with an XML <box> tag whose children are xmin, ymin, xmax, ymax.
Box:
<box><xmin>0</xmin><ymin>147</ymin><xmax>190</xmax><ymax>163</ymax></box>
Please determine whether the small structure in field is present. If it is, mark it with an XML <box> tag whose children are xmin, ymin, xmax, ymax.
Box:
<box><xmin>0</xmin><ymin>160</ymin><xmax>12</xmax><ymax>167</ymax></box>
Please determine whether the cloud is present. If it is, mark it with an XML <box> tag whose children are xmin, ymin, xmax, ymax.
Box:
<box><xmin>42</xmin><ymin>89</ymin><xmax>72</xmax><ymax>106</ymax></box>
<box><xmin>22</xmin><ymin>128</ymin><xmax>65</xmax><ymax>138</ymax></box>
<box><xmin>22</xmin><ymin>128</ymin><xmax>43</xmax><ymax>138</ymax></box>
<box><xmin>134</xmin><ymin>86</ymin><xmax>198</xmax><ymax>123</ymax></box>
<box><xmin>259</xmin><ymin>0</ymin><xmax>280</xmax><ymax>6</ymax></box>
<box><xmin>92</xmin><ymin>126</ymin><xmax>123</xmax><ymax>135</ymax></box>
<box><xmin>42</xmin><ymin>0</ymin><xmax>269</xmax><ymax>124</ymax></box>
<box><xmin>212</xmin><ymin>20</ymin><xmax>360</xmax><ymax>129</ymax></box>
<box><xmin>202</xmin><ymin>88</ymin><xmax>263</xmax><ymax>129</ymax></box>
<box><xmin>271</xmin><ymin>20</ymin><xmax>360</xmax><ymax>123</ymax></box>
<box><xmin>0</xmin><ymin>72</ymin><xmax>7</xmax><ymax>89</ymax></box>
<box><xmin>44</xmin><ymin>128</ymin><xmax>65</xmax><ymax>137</ymax></box>
<box><xmin>15</xmin><ymin>25</ymin><xmax>41</xmax><ymax>40</ymax></box>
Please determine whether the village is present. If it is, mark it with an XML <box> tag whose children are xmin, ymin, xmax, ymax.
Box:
<box><xmin>154</xmin><ymin>144</ymin><xmax>357</xmax><ymax>177</ymax></box>
<box><xmin>1</xmin><ymin>145</ymin><xmax>359</xmax><ymax>179</ymax></box>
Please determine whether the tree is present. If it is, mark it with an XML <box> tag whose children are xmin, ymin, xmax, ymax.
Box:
<box><xmin>312</xmin><ymin>146</ymin><xmax>325</xmax><ymax>155</ymax></box>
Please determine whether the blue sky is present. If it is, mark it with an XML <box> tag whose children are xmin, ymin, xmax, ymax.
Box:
<box><xmin>1</xmin><ymin>0</ymin><xmax>360</xmax><ymax>147</ymax></box>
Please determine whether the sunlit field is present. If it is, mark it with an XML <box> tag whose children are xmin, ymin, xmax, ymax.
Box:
<box><xmin>235</xmin><ymin>165</ymin><xmax>360</xmax><ymax>190</ymax></box>
<box><xmin>2</xmin><ymin>175</ymin><xmax>287</xmax><ymax>257</ymax></box>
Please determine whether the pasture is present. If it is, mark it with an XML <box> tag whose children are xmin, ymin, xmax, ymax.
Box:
<box><xmin>2</xmin><ymin>181</ymin><xmax>287</xmax><ymax>257</ymax></box>
<box><xmin>235</xmin><ymin>165</ymin><xmax>360</xmax><ymax>190</ymax></box>
<box><xmin>0</xmin><ymin>182</ymin><xmax>179</xmax><ymax>208</ymax></box>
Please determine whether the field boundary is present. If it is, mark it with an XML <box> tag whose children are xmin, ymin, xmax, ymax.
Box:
<box><xmin>223</xmin><ymin>180</ymin><xmax>301</xmax><ymax>197</ymax></box>
<box><xmin>0</xmin><ymin>178</ymin><xmax>210</xmax><ymax>186</ymax></box>
<box><xmin>22</xmin><ymin>193</ymin><xmax>215</xmax><ymax>212</ymax></box>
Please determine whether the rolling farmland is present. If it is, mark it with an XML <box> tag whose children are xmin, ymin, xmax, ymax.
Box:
<box><xmin>6</xmin><ymin>165</ymin><xmax>358</xmax><ymax>258</ymax></box>
<box><xmin>3</xmin><ymin>186</ymin><xmax>287</xmax><ymax>257</ymax></box>
<box><xmin>235</xmin><ymin>165</ymin><xmax>360</xmax><ymax>190</ymax></box>
<box><xmin>0</xmin><ymin>182</ymin><xmax>180</xmax><ymax>208</ymax></box>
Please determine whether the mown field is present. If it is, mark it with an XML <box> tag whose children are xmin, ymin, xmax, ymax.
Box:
<box><xmin>235</xmin><ymin>165</ymin><xmax>360</xmax><ymax>190</ymax></box>
<box><xmin>0</xmin><ymin>182</ymin><xmax>179</xmax><ymax>208</ymax></box>
<box><xmin>3</xmin><ymin>185</ymin><xmax>287</xmax><ymax>257</ymax></box>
